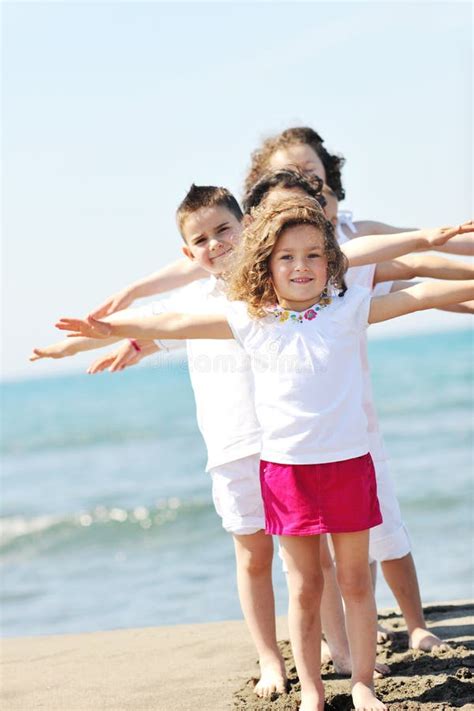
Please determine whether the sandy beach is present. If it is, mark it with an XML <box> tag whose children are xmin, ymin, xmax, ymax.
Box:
<box><xmin>1</xmin><ymin>600</ymin><xmax>473</xmax><ymax>710</ymax></box>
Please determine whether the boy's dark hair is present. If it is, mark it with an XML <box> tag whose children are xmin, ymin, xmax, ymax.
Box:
<box><xmin>242</xmin><ymin>167</ymin><xmax>327</xmax><ymax>214</ymax></box>
<box><xmin>176</xmin><ymin>184</ymin><xmax>243</xmax><ymax>240</ymax></box>
<box><xmin>244</xmin><ymin>126</ymin><xmax>346</xmax><ymax>201</ymax></box>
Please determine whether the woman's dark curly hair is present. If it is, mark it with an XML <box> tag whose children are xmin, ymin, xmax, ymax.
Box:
<box><xmin>226</xmin><ymin>195</ymin><xmax>348</xmax><ymax>319</ymax></box>
<box><xmin>244</xmin><ymin>127</ymin><xmax>346</xmax><ymax>201</ymax></box>
<box><xmin>242</xmin><ymin>167</ymin><xmax>326</xmax><ymax>214</ymax></box>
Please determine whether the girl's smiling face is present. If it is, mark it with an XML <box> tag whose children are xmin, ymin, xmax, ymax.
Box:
<box><xmin>269</xmin><ymin>224</ymin><xmax>328</xmax><ymax>311</ymax></box>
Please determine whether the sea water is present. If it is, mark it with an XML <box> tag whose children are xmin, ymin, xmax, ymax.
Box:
<box><xmin>1</xmin><ymin>329</ymin><xmax>473</xmax><ymax>638</ymax></box>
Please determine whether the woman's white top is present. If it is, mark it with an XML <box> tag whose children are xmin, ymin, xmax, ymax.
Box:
<box><xmin>226</xmin><ymin>286</ymin><xmax>372</xmax><ymax>466</ymax></box>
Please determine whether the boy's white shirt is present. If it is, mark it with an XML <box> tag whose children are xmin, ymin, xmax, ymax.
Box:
<box><xmin>337</xmin><ymin>211</ymin><xmax>392</xmax><ymax>462</ymax></box>
<box><xmin>226</xmin><ymin>285</ymin><xmax>372</xmax><ymax>465</ymax></box>
<box><xmin>148</xmin><ymin>278</ymin><xmax>261</xmax><ymax>471</ymax></box>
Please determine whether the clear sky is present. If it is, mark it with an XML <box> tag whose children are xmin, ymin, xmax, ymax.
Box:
<box><xmin>3</xmin><ymin>1</ymin><xmax>472</xmax><ymax>380</ymax></box>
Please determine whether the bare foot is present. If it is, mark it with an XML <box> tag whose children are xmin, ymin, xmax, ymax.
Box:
<box><xmin>254</xmin><ymin>655</ymin><xmax>287</xmax><ymax>698</ymax></box>
<box><xmin>352</xmin><ymin>680</ymin><xmax>387</xmax><ymax>710</ymax></box>
<box><xmin>377</xmin><ymin>622</ymin><xmax>393</xmax><ymax>643</ymax></box>
<box><xmin>299</xmin><ymin>681</ymin><xmax>325</xmax><ymax>711</ymax></box>
<box><xmin>321</xmin><ymin>640</ymin><xmax>390</xmax><ymax>678</ymax></box>
<box><xmin>409</xmin><ymin>626</ymin><xmax>450</xmax><ymax>652</ymax></box>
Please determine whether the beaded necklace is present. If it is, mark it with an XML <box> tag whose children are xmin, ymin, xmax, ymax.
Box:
<box><xmin>270</xmin><ymin>289</ymin><xmax>332</xmax><ymax>324</ymax></box>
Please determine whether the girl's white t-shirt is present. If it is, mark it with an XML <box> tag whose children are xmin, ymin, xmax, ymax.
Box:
<box><xmin>226</xmin><ymin>286</ymin><xmax>372</xmax><ymax>466</ymax></box>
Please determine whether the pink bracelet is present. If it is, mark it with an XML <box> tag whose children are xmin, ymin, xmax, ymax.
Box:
<box><xmin>129</xmin><ymin>339</ymin><xmax>142</xmax><ymax>353</ymax></box>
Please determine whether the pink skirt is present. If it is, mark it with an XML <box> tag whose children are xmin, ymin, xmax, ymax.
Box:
<box><xmin>260</xmin><ymin>453</ymin><xmax>382</xmax><ymax>536</ymax></box>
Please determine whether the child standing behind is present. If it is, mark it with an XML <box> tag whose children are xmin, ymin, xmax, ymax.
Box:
<box><xmin>56</xmin><ymin>198</ymin><xmax>473</xmax><ymax>710</ymax></box>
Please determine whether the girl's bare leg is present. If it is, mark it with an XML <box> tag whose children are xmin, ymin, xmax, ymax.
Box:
<box><xmin>233</xmin><ymin>531</ymin><xmax>286</xmax><ymax>697</ymax></box>
<box><xmin>332</xmin><ymin>531</ymin><xmax>387</xmax><ymax>710</ymax></box>
<box><xmin>319</xmin><ymin>535</ymin><xmax>351</xmax><ymax>671</ymax></box>
<box><xmin>284</xmin><ymin>536</ymin><xmax>347</xmax><ymax>671</ymax></box>
<box><xmin>280</xmin><ymin>535</ymin><xmax>325</xmax><ymax>711</ymax></box>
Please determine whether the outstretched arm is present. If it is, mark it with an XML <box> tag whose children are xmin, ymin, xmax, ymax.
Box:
<box><xmin>373</xmin><ymin>253</ymin><xmax>474</xmax><ymax>284</ymax></box>
<box><xmin>429</xmin><ymin>235</ymin><xmax>474</xmax><ymax>256</ymax></box>
<box><xmin>387</xmin><ymin>280</ymin><xmax>474</xmax><ymax>315</ymax></box>
<box><xmin>56</xmin><ymin>311</ymin><xmax>234</xmax><ymax>341</ymax></box>
<box><xmin>353</xmin><ymin>221</ymin><xmax>416</xmax><ymax>236</ymax></box>
<box><xmin>30</xmin><ymin>335</ymin><xmax>121</xmax><ymax>361</ymax></box>
<box><xmin>438</xmin><ymin>300</ymin><xmax>474</xmax><ymax>314</ymax></box>
<box><xmin>341</xmin><ymin>222</ymin><xmax>473</xmax><ymax>268</ymax></box>
<box><xmin>31</xmin><ymin>305</ymin><xmax>160</xmax><ymax>361</ymax></box>
<box><xmin>90</xmin><ymin>259</ymin><xmax>206</xmax><ymax>318</ymax></box>
<box><xmin>368</xmin><ymin>280</ymin><xmax>474</xmax><ymax>324</ymax></box>
<box><xmin>353</xmin><ymin>220</ymin><xmax>474</xmax><ymax>256</ymax></box>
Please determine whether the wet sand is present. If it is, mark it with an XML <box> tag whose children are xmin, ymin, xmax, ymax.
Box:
<box><xmin>1</xmin><ymin>601</ymin><xmax>473</xmax><ymax>710</ymax></box>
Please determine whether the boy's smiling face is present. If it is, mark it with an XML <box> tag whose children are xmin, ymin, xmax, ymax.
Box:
<box><xmin>181</xmin><ymin>205</ymin><xmax>243</xmax><ymax>275</ymax></box>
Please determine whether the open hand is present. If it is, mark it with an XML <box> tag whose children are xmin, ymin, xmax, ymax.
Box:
<box><xmin>88</xmin><ymin>289</ymin><xmax>134</xmax><ymax>320</ymax></box>
<box><xmin>87</xmin><ymin>341</ymin><xmax>142</xmax><ymax>374</ymax></box>
<box><xmin>424</xmin><ymin>220</ymin><xmax>473</xmax><ymax>247</ymax></box>
<box><xmin>56</xmin><ymin>315</ymin><xmax>113</xmax><ymax>338</ymax></box>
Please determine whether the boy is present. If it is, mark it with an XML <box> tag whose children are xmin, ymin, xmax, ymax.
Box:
<box><xmin>34</xmin><ymin>185</ymin><xmax>288</xmax><ymax>698</ymax></box>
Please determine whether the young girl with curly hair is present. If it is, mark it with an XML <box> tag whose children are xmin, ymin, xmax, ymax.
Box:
<box><xmin>55</xmin><ymin>196</ymin><xmax>473</xmax><ymax>711</ymax></box>
<box><xmin>243</xmin><ymin>126</ymin><xmax>474</xmax><ymax>658</ymax></box>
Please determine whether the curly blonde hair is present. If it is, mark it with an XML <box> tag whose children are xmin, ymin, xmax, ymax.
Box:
<box><xmin>244</xmin><ymin>127</ymin><xmax>346</xmax><ymax>201</ymax></box>
<box><xmin>226</xmin><ymin>195</ymin><xmax>348</xmax><ymax>318</ymax></box>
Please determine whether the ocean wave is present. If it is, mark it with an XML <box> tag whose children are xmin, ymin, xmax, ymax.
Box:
<box><xmin>0</xmin><ymin>498</ymin><xmax>212</xmax><ymax>555</ymax></box>
<box><xmin>1</xmin><ymin>425</ymin><xmax>196</xmax><ymax>457</ymax></box>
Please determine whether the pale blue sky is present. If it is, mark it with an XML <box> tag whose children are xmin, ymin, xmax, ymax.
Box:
<box><xmin>3</xmin><ymin>1</ymin><xmax>472</xmax><ymax>379</ymax></box>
